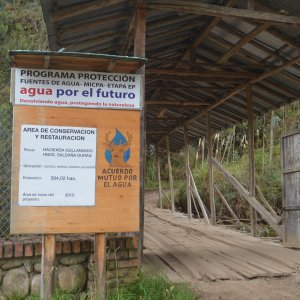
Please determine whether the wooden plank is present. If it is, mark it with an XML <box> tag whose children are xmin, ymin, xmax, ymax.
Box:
<box><xmin>58</xmin><ymin>13</ymin><xmax>128</xmax><ymax>35</ymax></box>
<box><xmin>94</xmin><ymin>233</ymin><xmax>106</xmax><ymax>300</ymax></box>
<box><xmin>282</xmin><ymin>132</ymin><xmax>300</xmax><ymax>247</ymax></box>
<box><xmin>211</xmin><ymin>158</ymin><xmax>281</xmax><ymax>235</ymax></box>
<box><xmin>146</xmin><ymin>100</ymin><xmax>209</xmax><ymax>106</ymax></box>
<box><xmin>143</xmin><ymin>250</ymin><xmax>185</xmax><ymax>283</ymax></box>
<box><xmin>144</xmin><ymin>232</ymin><xmax>197</xmax><ymax>281</ymax></box>
<box><xmin>184</xmin><ymin>125</ymin><xmax>192</xmax><ymax>219</ymax></box>
<box><xmin>207</xmin><ymin>112</ymin><xmax>216</xmax><ymax>225</ymax></box>
<box><xmin>188</xmin><ymin>167</ymin><xmax>210</xmax><ymax>224</ymax></box>
<box><xmin>147</xmin><ymin>1</ymin><xmax>300</xmax><ymax>25</ymax></box>
<box><xmin>157</xmin><ymin>148</ymin><xmax>163</xmax><ymax>209</ymax></box>
<box><xmin>146</xmin><ymin>68</ymin><xmax>255</xmax><ymax>78</ymax></box>
<box><xmin>144</xmin><ymin>208</ymin><xmax>299</xmax><ymax>268</ymax></box>
<box><xmin>134</xmin><ymin>0</ymin><xmax>146</xmax><ymax>264</ymax></box>
<box><xmin>11</xmin><ymin>107</ymin><xmax>140</xmax><ymax>234</ymax></box>
<box><xmin>247</xmin><ymin>85</ymin><xmax>257</xmax><ymax>237</ymax></box>
<box><xmin>41</xmin><ymin>234</ymin><xmax>56</xmax><ymax>300</ymax></box>
<box><xmin>256</xmin><ymin>185</ymin><xmax>280</xmax><ymax>222</ymax></box>
<box><xmin>52</xmin><ymin>0</ymin><xmax>127</xmax><ymax>22</ymax></box>
<box><xmin>210</xmin><ymin>158</ymin><xmax>282</xmax><ymax>236</ymax></box>
<box><xmin>166</xmin><ymin>136</ymin><xmax>175</xmax><ymax>212</ymax></box>
<box><xmin>214</xmin><ymin>184</ymin><xmax>241</xmax><ymax>225</ymax></box>
<box><xmin>161</xmin><ymin>188</ymin><xmax>171</xmax><ymax>203</ymax></box>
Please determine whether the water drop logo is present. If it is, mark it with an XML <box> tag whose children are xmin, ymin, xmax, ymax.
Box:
<box><xmin>103</xmin><ymin>129</ymin><xmax>132</xmax><ymax>167</ymax></box>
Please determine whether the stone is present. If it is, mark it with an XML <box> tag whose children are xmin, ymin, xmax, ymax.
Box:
<box><xmin>31</xmin><ymin>274</ymin><xmax>41</xmax><ymax>296</ymax></box>
<box><xmin>1</xmin><ymin>260</ymin><xmax>23</xmax><ymax>270</ymax></box>
<box><xmin>58</xmin><ymin>264</ymin><xmax>87</xmax><ymax>293</ymax></box>
<box><xmin>24</xmin><ymin>260</ymin><xmax>33</xmax><ymax>272</ymax></box>
<box><xmin>2</xmin><ymin>267</ymin><xmax>29</xmax><ymax>299</ymax></box>
<box><xmin>34</xmin><ymin>262</ymin><xmax>41</xmax><ymax>273</ymax></box>
<box><xmin>59</xmin><ymin>254</ymin><xmax>87</xmax><ymax>266</ymax></box>
<box><xmin>0</xmin><ymin>290</ymin><xmax>7</xmax><ymax>300</ymax></box>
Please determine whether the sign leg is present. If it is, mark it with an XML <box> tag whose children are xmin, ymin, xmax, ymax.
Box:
<box><xmin>41</xmin><ymin>234</ymin><xmax>56</xmax><ymax>300</ymax></box>
<box><xmin>94</xmin><ymin>233</ymin><xmax>106</xmax><ymax>300</ymax></box>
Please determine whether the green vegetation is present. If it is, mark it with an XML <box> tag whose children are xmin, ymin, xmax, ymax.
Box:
<box><xmin>107</xmin><ymin>272</ymin><xmax>197</xmax><ymax>300</ymax></box>
<box><xmin>146</xmin><ymin>103</ymin><xmax>300</xmax><ymax>236</ymax></box>
<box><xmin>24</xmin><ymin>272</ymin><xmax>197</xmax><ymax>300</ymax></box>
<box><xmin>0</xmin><ymin>0</ymin><xmax>48</xmax><ymax>101</ymax></box>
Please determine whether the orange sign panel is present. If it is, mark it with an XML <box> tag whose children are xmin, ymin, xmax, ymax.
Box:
<box><xmin>11</xmin><ymin>106</ymin><xmax>140</xmax><ymax>234</ymax></box>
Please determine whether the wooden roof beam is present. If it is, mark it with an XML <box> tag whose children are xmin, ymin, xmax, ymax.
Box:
<box><xmin>146</xmin><ymin>68</ymin><xmax>255</xmax><ymax>78</ymax></box>
<box><xmin>156</xmin><ymin>53</ymin><xmax>300</xmax><ymax>145</ymax></box>
<box><xmin>190</xmin><ymin>0</ymin><xmax>237</xmax><ymax>50</ymax></box>
<box><xmin>58</xmin><ymin>13</ymin><xmax>128</xmax><ymax>36</ymax></box>
<box><xmin>146</xmin><ymin>100</ymin><xmax>209</xmax><ymax>106</ymax></box>
<box><xmin>146</xmin><ymin>75</ymin><xmax>248</xmax><ymax>82</ymax></box>
<box><xmin>52</xmin><ymin>0</ymin><xmax>127</xmax><ymax>22</ymax></box>
<box><xmin>147</xmin><ymin>1</ymin><xmax>300</xmax><ymax>25</ymax></box>
<box><xmin>216</xmin><ymin>23</ymin><xmax>270</xmax><ymax>65</ymax></box>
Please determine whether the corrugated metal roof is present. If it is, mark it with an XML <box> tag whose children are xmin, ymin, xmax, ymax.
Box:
<box><xmin>39</xmin><ymin>0</ymin><xmax>300</xmax><ymax>149</ymax></box>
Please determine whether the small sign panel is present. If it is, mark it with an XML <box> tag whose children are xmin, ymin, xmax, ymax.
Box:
<box><xmin>18</xmin><ymin>125</ymin><xmax>97</xmax><ymax>206</ymax></box>
<box><xmin>12</xmin><ymin>68</ymin><xmax>142</xmax><ymax>110</ymax></box>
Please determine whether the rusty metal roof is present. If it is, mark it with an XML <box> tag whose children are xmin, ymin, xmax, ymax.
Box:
<box><xmin>40</xmin><ymin>0</ymin><xmax>300</xmax><ymax>149</ymax></box>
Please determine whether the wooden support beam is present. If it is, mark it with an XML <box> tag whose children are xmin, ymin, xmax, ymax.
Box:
<box><xmin>157</xmin><ymin>86</ymin><xmax>231</xmax><ymax>91</ymax></box>
<box><xmin>157</xmin><ymin>109</ymin><xmax>168</xmax><ymax>118</ymax></box>
<box><xmin>146</xmin><ymin>74</ymin><xmax>247</xmax><ymax>82</ymax></box>
<box><xmin>179</xmin><ymin>0</ymin><xmax>237</xmax><ymax>60</ymax></box>
<box><xmin>184</xmin><ymin>125</ymin><xmax>192</xmax><ymax>219</ymax></box>
<box><xmin>147</xmin><ymin>1</ymin><xmax>300</xmax><ymax>25</ymax></box>
<box><xmin>94</xmin><ymin>233</ymin><xmax>106</xmax><ymax>300</ymax></box>
<box><xmin>146</xmin><ymin>68</ymin><xmax>255</xmax><ymax>78</ymax></box>
<box><xmin>156</xmin><ymin>53</ymin><xmax>300</xmax><ymax>146</ymax></box>
<box><xmin>58</xmin><ymin>13</ymin><xmax>128</xmax><ymax>36</ymax></box>
<box><xmin>166</xmin><ymin>136</ymin><xmax>175</xmax><ymax>212</ymax></box>
<box><xmin>214</xmin><ymin>184</ymin><xmax>241</xmax><ymax>225</ymax></box>
<box><xmin>216</xmin><ymin>23</ymin><xmax>270</xmax><ymax>65</ymax></box>
<box><xmin>211</xmin><ymin>158</ymin><xmax>282</xmax><ymax>236</ymax></box>
<box><xmin>256</xmin><ymin>185</ymin><xmax>281</xmax><ymax>223</ymax></box>
<box><xmin>41</xmin><ymin>234</ymin><xmax>56</xmax><ymax>300</ymax></box>
<box><xmin>207</xmin><ymin>112</ymin><xmax>216</xmax><ymax>225</ymax></box>
<box><xmin>52</xmin><ymin>0</ymin><xmax>126</xmax><ymax>22</ymax></box>
<box><xmin>161</xmin><ymin>188</ymin><xmax>171</xmax><ymax>203</ymax></box>
<box><xmin>157</xmin><ymin>147</ymin><xmax>162</xmax><ymax>209</ymax></box>
<box><xmin>120</xmin><ymin>1</ymin><xmax>144</xmax><ymax>56</ymax></box>
<box><xmin>146</xmin><ymin>100</ymin><xmax>209</xmax><ymax>106</ymax></box>
<box><xmin>188</xmin><ymin>166</ymin><xmax>210</xmax><ymax>224</ymax></box>
<box><xmin>247</xmin><ymin>85</ymin><xmax>257</xmax><ymax>237</ymax></box>
<box><xmin>134</xmin><ymin>0</ymin><xmax>146</xmax><ymax>265</ymax></box>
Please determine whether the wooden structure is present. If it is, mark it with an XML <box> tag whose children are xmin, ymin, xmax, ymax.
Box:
<box><xmin>144</xmin><ymin>204</ymin><xmax>300</xmax><ymax>282</ymax></box>
<box><xmin>39</xmin><ymin>1</ymin><xmax>300</xmax><ymax>246</ymax></box>
<box><xmin>10</xmin><ymin>51</ymin><xmax>146</xmax><ymax>299</ymax></box>
<box><xmin>282</xmin><ymin>131</ymin><xmax>300</xmax><ymax>248</ymax></box>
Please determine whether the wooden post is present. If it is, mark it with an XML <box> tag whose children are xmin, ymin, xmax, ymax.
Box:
<box><xmin>247</xmin><ymin>85</ymin><xmax>257</xmax><ymax>236</ymax></box>
<box><xmin>157</xmin><ymin>147</ymin><xmax>163</xmax><ymax>209</ymax></box>
<box><xmin>94</xmin><ymin>233</ymin><xmax>106</xmax><ymax>300</ymax></box>
<box><xmin>207</xmin><ymin>112</ymin><xmax>216</xmax><ymax>225</ymax></box>
<box><xmin>134</xmin><ymin>0</ymin><xmax>146</xmax><ymax>264</ymax></box>
<box><xmin>184</xmin><ymin>125</ymin><xmax>192</xmax><ymax>219</ymax></box>
<box><xmin>41</xmin><ymin>234</ymin><xmax>56</xmax><ymax>300</ymax></box>
<box><xmin>166</xmin><ymin>136</ymin><xmax>175</xmax><ymax>212</ymax></box>
<box><xmin>214</xmin><ymin>184</ymin><xmax>241</xmax><ymax>225</ymax></box>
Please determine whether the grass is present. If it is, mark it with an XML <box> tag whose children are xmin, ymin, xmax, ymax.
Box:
<box><xmin>24</xmin><ymin>272</ymin><xmax>197</xmax><ymax>300</ymax></box>
<box><xmin>106</xmin><ymin>272</ymin><xmax>197</xmax><ymax>300</ymax></box>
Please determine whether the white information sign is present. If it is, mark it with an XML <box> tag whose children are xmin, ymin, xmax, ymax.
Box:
<box><xmin>12</xmin><ymin>68</ymin><xmax>142</xmax><ymax>110</ymax></box>
<box><xmin>18</xmin><ymin>125</ymin><xmax>97</xmax><ymax>206</ymax></box>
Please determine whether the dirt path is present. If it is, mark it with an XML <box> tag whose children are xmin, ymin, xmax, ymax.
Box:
<box><xmin>143</xmin><ymin>190</ymin><xmax>300</xmax><ymax>300</ymax></box>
